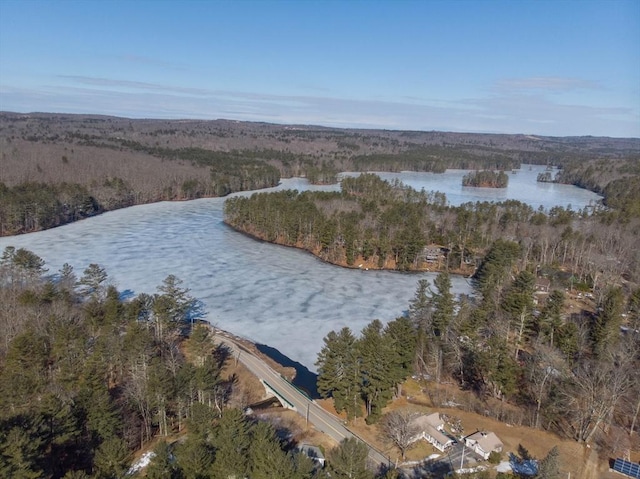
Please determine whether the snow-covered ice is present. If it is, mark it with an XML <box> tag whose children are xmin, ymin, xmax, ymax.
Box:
<box><xmin>0</xmin><ymin>180</ymin><xmax>468</xmax><ymax>371</ymax></box>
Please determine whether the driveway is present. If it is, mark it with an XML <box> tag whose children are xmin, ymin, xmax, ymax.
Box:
<box><xmin>401</xmin><ymin>442</ymin><xmax>482</xmax><ymax>478</ymax></box>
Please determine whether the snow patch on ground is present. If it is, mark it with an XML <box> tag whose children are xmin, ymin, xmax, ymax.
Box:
<box><xmin>127</xmin><ymin>451</ymin><xmax>155</xmax><ymax>475</ymax></box>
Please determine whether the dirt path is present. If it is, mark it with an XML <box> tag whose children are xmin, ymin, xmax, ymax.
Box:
<box><xmin>580</xmin><ymin>447</ymin><xmax>601</xmax><ymax>479</ymax></box>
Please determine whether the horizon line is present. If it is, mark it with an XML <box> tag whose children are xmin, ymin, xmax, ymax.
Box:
<box><xmin>2</xmin><ymin>110</ymin><xmax>639</xmax><ymax>141</ymax></box>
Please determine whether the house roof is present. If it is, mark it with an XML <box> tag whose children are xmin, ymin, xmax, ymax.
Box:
<box><xmin>427</xmin><ymin>426</ymin><xmax>452</xmax><ymax>447</ymax></box>
<box><xmin>412</xmin><ymin>412</ymin><xmax>443</xmax><ymax>430</ymax></box>
<box><xmin>410</xmin><ymin>413</ymin><xmax>452</xmax><ymax>447</ymax></box>
<box><xmin>466</xmin><ymin>431</ymin><xmax>503</xmax><ymax>453</ymax></box>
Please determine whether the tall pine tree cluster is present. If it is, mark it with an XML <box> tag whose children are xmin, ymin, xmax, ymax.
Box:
<box><xmin>0</xmin><ymin>247</ymin><xmax>229</xmax><ymax>478</ymax></box>
<box><xmin>316</xmin><ymin>317</ymin><xmax>416</xmax><ymax>424</ymax></box>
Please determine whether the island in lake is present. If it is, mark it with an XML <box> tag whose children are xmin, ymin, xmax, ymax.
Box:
<box><xmin>462</xmin><ymin>170</ymin><xmax>509</xmax><ymax>188</ymax></box>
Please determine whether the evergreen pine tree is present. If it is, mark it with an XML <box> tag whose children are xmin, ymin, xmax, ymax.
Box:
<box><xmin>593</xmin><ymin>287</ymin><xmax>624</xmax><ymax>356</ymax></box>
<box><xmin>384</xmin><ymin>316</ymin><xmax>417</xmax><ymax>395</ymax></box>
<box><xmin>432</xmin><ymin>272</ymin><xmax>454</xmax><ymax>338</ymax></box>
<box><xmin>538</xmin><ymin>290</ymin><xmax>565</xmax><ymax>347</ymax></box>
<box><xmin>291</xmin><ymin>451</ymin><xmax>316</xmax><ymax>479</ymax></box>
<box><xmin>210</xmin><ymin>408</ymin><xmax>251</xmax><ymax>479</ymax></box>
<box><xmin>1</xmin><ymin>330</ymin><xmax>50</xmax><ymax>412</ymax></box>
<box><xmin>0</xmin><ymin>418</ymin><xmax>44</xmax><ymax>479</ymax></box>
<box><xmin>537</xmin><ymin>445</ymin><xmax>561</xmax><ymax>479</ymax></box>
<box><xmin>146</xmin><ymin>441</ymin><xmax>178</xmax><ymax>479</ymax></box>
<box><xmin>431</xmin><ymin>272</ymin><xmax>455</xmax><ymax>382</ymax></box>
<box><xmin>249</xmin><ymin>421</ymin><xmax>296</xmax><ymax>479</ymax></box>
<box><xmin>480</xmin><ymin>336</ymin><xmax>520</xmax><ymax>399</ymax></box>
<box><xmin>501</xmin><ymin>270</ymin><xmax>536</xmax><ymax>359</ymax></box>
<box><xmin>93</xmin><ymin>436</ymin><xmax>129</xmax><ymax>479</ymax></box>
<box><xmin>174</xmin><ymin>435</ymin><xmax>213</xmax><ymax>479</ymax></box>
<box><xmin>77</xmin><ymin>263</ymin><xmax>108</xmax><ymax>300</ymax></box>
<box><xmin>474</xmin><ymin>239</ymin><xmax>521</xmax><ymax>303</ymax></box>
<box><xmin>408</xmin><ymin>279</ymin><xmax>433</xmax><ymax>378</ymax></box>
<box><xmin>359</xmin><ymin>320</ymin><xmax>394</xmax><ymax>423</ymax></box>
<box><xmin>316</xmin><ymin>327</ymin><xmax>363</xmax><ymax>420</ymax></box>
<box><xmin>326</xmin><ymin>438</ymin><xmax>373</xmax><ymax>479</ymax></box>
<box><xmin>408</xmin><ymin>279</ymin><xmax>432</xmax><ymax>330</ymax></box>
<box><xmin>77</xmin><ymin>360</ymin><xmax>122</xmax><ymax>446</ymax></box>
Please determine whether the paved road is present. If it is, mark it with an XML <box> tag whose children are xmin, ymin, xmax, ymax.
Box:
<box><xmin>215</xmin><ymin>332</ymin><xmax>390</xmax><ymax>468</ymax></box>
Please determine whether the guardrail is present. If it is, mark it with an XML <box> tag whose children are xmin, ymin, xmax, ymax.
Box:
<box><xmin>260</xmin><ymin>379</ymin><xmax>297</xmax><ymax>410</ymax></box>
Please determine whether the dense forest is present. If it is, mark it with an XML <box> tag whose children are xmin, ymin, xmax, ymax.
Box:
<box><xmin>543</xmin><ymin>157</ymin><xmax>640</xmax><ymax>219</ymax></box>
<box><xmin>0</xmin><ymin>247</ymin><xmax>407</xmax><ymax>479</ymax></box>
<box><xmin>2</xmin><ymin>247</ymin><xmax>635</xmax><ymax>477</ymax></box>
<box><xmin>1</xmin><ymin>112</ymin><xmax>638</xmax><ymax>236</ymax></box>
<box><xmin>316</xmin><ymin>317</ymin><xmax>415</xmax><ymax>424</ymax></box>
<box><xmin>462</xmin><ymin>170</ymin><xmax>509</xmax><ymax>188</ymax></box>
<box><xmin>316</xmin><ymin>265</ymin><xmax>639</xmax><ymax>458</ymax></box>
<box><xmin>0</xmin><ymin>145</ymin><xmax>281</xmax><ymax>235</ymax></box>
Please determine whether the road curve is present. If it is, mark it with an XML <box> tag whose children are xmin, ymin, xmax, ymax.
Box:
<box><xmin>214</xmin><ymin>332</ymin><xmax>390</xmax><ymax>468</ymax></box>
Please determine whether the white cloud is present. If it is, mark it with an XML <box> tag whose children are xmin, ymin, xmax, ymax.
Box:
<box><xmin>58</xmin><ymin>76</ymin><xmax>211</xmax><ymax>96</ymax></box>
<box><xmin>463</xmin><ymin>92</ymin><xmax>637</xmax><ymax>135</ymax></box>
<box><xmin>1</xmin><ymin>76</ymin><xmax>638</xmax><ymax>137</ymax></box>
<box><xmin>496</xmin><ymin>76</ymin><xmax>602</xmax><ymax>93</ymax></box>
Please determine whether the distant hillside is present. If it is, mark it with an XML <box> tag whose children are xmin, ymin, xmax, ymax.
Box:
<box><xmin>1</xmin><ymin>112</ymin><xmax>638</xmax><ymax>235</ymax></box>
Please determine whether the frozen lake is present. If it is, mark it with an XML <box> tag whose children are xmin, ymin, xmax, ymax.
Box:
<box><xmin>350</xmin><ymin>164</ymin><xmax>602</xmax><ymax>210</ymax></box>
<box><xmin>0</xmin><ymin>165</ymin><xmax>601</xmax><ymax>372</ymax></box>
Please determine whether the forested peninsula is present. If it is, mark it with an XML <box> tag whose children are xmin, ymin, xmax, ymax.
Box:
<box><xmin>225</xmin><ymin>172</ymin><xmax>640</xmax><ymax>286</ymax></box>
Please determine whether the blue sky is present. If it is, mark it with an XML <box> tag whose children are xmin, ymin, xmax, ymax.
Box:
<box><xmin>1</xmin><ymin>0</ymin><xmax>639</xmax><ymax>137</ymax></box>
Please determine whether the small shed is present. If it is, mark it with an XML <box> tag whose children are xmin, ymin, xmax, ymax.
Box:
<box><xmin>535</xmin><ymin>277</ymin><xmax>551</xmax><ymax>293</ymax></box>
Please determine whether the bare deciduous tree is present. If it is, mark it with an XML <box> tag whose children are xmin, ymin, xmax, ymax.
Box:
<box><xmin>380</xmin><ymin>410</ymin><xmax>420</xmax><ymax>460</ymax></box>
<box><xmin>563</xmin><ymin>355</ymin><xmax>633</xmax><ymax>443</ymax></box>
<box><xmin>526</xmin><ymin>345</ymin><xmax>568</xmax><ymax>429</ymax></box>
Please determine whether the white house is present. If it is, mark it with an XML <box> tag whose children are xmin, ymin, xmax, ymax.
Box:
<box><xmin>409</xmin><ymin>412</ymin><xmax>454</xmax><ymax>452</ymax></box>
<box><xmin>464</xmin><ymin>431</ymin><xmax>503</xmax><ymax>460</ymax></box>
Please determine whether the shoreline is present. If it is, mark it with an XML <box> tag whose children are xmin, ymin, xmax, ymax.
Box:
<box><xmin>223</xmin><ymin>219</ymin><xmax>476</xmax><ymax>276</ymax></box>
<box><xmin>1</xmin><ymin>168</ymin><xmax>603</xmax><ymax>239</ymax></box>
